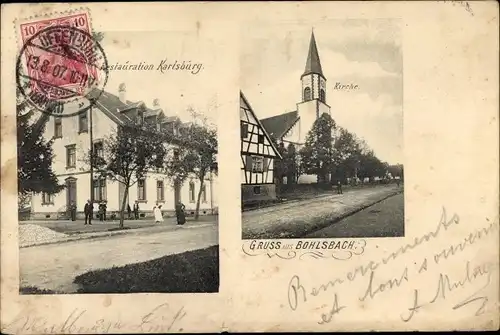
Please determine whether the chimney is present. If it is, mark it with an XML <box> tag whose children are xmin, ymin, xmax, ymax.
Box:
<box><xmin>118</xmin><ymin>83</ymin><xmax>126</xmax><ymax>103</ymax></box>
<box><xmin>153</xmin><ymin>98</ymin><xmax>160</xmax><ymax>109</ymax></box>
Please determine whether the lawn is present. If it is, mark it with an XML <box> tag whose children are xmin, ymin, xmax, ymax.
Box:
<box><xmin>73</xmin><ymin>246</ymin><xmax>219</xmax><ymax>293</ymax></box>
<box><xmin>242</xmin><ymin>187</ymin><xmax>403</xmax><ymax>239</ymax></box>
<box><xmin>20</xmin><ymin>286</ymin><xmax>58</xmax><ymax>294</ymax></box>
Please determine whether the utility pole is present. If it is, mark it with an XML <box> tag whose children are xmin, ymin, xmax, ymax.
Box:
<box><xmin>210</xmin><ymin>172</ymin><xmax>214</xmax><ymax>215</ymax></box>
<box><xmin>89</xmin><ymin>106</ymin><xmax>94</xmax><ymax>204</ymax></box>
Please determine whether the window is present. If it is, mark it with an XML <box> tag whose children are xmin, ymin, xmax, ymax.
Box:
<box><xmin>173</xmin><ymin>149</ymin><xmax>180</xmax><ymax>160</ymax></box>
<box><xmin>41</xmin><ymin>192</ymin><xmax>54</xmax><ymax>205</ymax></box>
<box><xmin>136</xmin><ymin>110</ymin><xmax>144</xmax><ymax>125</ymax></box>
<box><xmin>54</xmin><ymin>117</ymin><xmax>62</xmax><ymax>138</ymax></box>
<box><xmin>93</xmin><ymin>178</ymin><xmax>107</xmax><ymax>201</ymax></box>
<box><xmin>304</xmin><ymin>87</ymin><xmax>312</xmax><ymax>101</ymax></box>
<box><xmin>66</xmin><ymin>145</ymin><xmax>76</xmax><ymax>168</ymax></box>
<box><xmin>189</xmin><ymin>181</ymin><xmax>195</xmax><ymax>203</ymax></box>
<box><xmin>320</xmin><ymin>89</ymin><xmax>326</xmax><ymax>103</ymax></box>
<box><xmin>252</xmin><ymin>156</ymin><xmax>264</xmax><ymax>173</ymax></box>
<box><xmin>138</xmin><ymin>178</ymin><xmax>146</xmax><ymax>201</ymax></box>
<box><xmin>79</xmin><ymin>111</ymin><xmax>88</xmax><ymax>133</ymax></box>
<box><xmin>93</xmin><ymin>141</ymin><xmax>104</xmax><ymax>158</ymax></box>
<box><xmin>258</xmin><ymin>134</ymin><xmax>264</xmax><ymax>144</ymax></box>
<box><xmin>241</xmin><ymin>123</ymin><xmax>248</xmax><ymax>139</ymax></box>
<box><xmin>165</xmin><ymin>122</ymin><xmax>174</xmax><ymax>133</ymax></box>
<box><xmin>253</xmin><ymin>186</ymin><xmax>261</xmax><ymax>195</ymax></box>
<box><xmin>201</xmin><ymin>184</ymin><xmax>207</xmax><ymax>203</ymax></box>
<box><xmin>156</xmin><ymin>180</ymin><xmax>165</xmax><ymax>201</ymax></box>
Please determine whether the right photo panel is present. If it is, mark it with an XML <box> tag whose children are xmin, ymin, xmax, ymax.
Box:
<box><xmin>240</xmin><ymin>19</ymin><xmax>404</xmax><ymax>240</ymax></box>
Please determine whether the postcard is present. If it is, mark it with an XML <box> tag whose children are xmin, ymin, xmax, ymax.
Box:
<box><xmin>1</xmin><ymin>1</ymin><xmax>498</xmax><ymax>333</ymax></box>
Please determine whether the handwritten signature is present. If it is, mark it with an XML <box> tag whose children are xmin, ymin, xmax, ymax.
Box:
<box><xmin>3</xmin><ymin>303</ymin><xmax>187</xmax><ymax>334</ymax></box>
<box><xmin>288</xmin><ymin>207</ymin><xmax>461</xmax><ymax>310</ymax></box>
<box><xmin>286</xmin><ymin>206</ymin><xmax>498</xmax><ymax>324</ymax></box>
<box><xmin>401</xmin><ymin>261</ymin><xmax>494</xmax><ymax>322</ymax></box>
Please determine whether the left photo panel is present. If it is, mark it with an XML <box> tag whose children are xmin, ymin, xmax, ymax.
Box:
<box><xmin>16</xmin><ymin>10</ymin><xmax>219</xmax><ymax>294</ymax></box>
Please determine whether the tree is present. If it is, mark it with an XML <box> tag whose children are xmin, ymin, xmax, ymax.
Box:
<box><xmin>299</xmin><ymin>113</ymin><xmax>337</xmax><ymax>184</ymax></box>
<box><xmin>388</xmin><ymin>164</ymin><xmax>404</xmax><ymax>180</ymax></box>
<box><xmin>163</xmin><ymin>111</ymin><xmax>218</xmax><ymax>220</ymax></box>
<box><xmin>91</xmin><ymin>124</ymin><xmax>167</xmax><ymax>228</ymax></box>
<box><xmin>270</xmin><ymin>138</ymin><xmax>287</xmax><ymax>185</ymax></box>
<box><xmin>332</xmin><ymin>127</ymin><xmax>367</xmax><ymax>183</ymax></box>
<box><xmin>357</xmin><ymin>151</ymin><xmax>387</xmax><ymax>181</ymax></box>
<box><xmin>284</xmin><ymin>143</ymin><xmax>299</xmax><ymax>184</ymax></box>
<box><xmin>17</xmin><ymin>89</ymin><xmax>64</xmax><ymax>207</ymax></box>
<box><xmin>188</xmin><ymin>124</ymin><xmax>217</xmax><ymax>220</ymax></box>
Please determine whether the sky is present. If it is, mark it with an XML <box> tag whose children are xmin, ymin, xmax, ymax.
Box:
<box><xmin>240</xmin><ymin>19</ymin><xmax>403</xmax><ymax>165</ymax></box>
<box><xmin>99</xmin><ymin>31</ymin><xmax>219</xmax><ymax>126</ymax></box>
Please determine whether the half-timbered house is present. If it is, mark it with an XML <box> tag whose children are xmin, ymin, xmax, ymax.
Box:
<box><xmin>240</xmin><ymin>91</ymin><xmax>282</xmax><ymax>203</ymax></box>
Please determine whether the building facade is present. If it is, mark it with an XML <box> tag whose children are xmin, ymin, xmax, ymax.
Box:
<box><xmin>260</xmin><ymin>30</ymin><xmax>331</xmax><ymax>184</ymax></box>
<box><xmin>240</xmin><ymin>91</ymin><xmax>282</xmax><ymax>203</ymax></box>
<box><xmin>30</xmin><ymin>84</ymin><xmax>218</xmax><ymax>220</ymax></box>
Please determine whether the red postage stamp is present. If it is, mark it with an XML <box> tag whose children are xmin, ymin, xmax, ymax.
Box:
<box><xmin>16</xmin><ymin>11</ymin><xmax>108</xmax><ymax>116</ymax></box>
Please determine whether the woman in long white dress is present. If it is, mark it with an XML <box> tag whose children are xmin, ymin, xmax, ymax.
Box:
<box><xmin>153</xmin><ymin>205</ymin><xmax>164</xmax><ymax>223</ymax></box>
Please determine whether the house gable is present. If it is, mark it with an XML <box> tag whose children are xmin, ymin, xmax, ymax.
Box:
<box><xmin>240</xmin><ymin>91</ymin><xmax>281</xmax><ymax>159</ymax></box>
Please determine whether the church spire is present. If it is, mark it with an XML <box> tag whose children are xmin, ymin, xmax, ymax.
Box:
<box><xmin>302</xmin><ymin>29</ymin><xmax>324</xmax><ymax>78</ymax></box>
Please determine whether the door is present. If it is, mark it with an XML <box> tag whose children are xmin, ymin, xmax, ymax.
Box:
<box><xmin>66</xmin><ymin>177</ymin><xmax>77</xmax><ymax>216</ymax></box>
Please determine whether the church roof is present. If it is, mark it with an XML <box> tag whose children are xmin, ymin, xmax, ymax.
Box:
<box><xmin>260</xmin><ymin>110</ymin><xmax>299</xmax><ymax>139</ymax></box>
<box><xmin>302</xmin><ymin>30</ymin><xmax>324</xmax><ymax>78</ymax></box>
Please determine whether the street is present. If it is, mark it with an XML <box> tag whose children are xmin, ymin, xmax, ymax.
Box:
<box><xmin>23</xmin><ymin>215</ymin><xmax>216</xmax><ymax>234</ymax></box>
<box><xmin>20</xmin><ymin>222</ymin><xmax>218</xmax><ymax>293</ymax></box>
<box><xmin>306</xmin><ymin>192</ymin><xmax>404</xmax><ymax>238</ymax></box>
<box><xmin>242</xmin><ymin>185</ymin><xmax>403</xmax><ymax>239</ymax></box>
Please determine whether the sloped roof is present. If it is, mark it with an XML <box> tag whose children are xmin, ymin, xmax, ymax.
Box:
<box><xmin>119</xmin><ymin>101</ymin><xmax>144</xmax><ymax>112</ymax></box>
<box><xmin>87</xmin><ymin>88</ymin><xmax>196</xmax><ymax>140</ymax></box>
<box><xmin>302</xmin><ymin>30</ymin><xmax>324</xmax><ymax>78</ymax></box>
<box><xmin>240</xmin><ymin>91</ymin><xmax>282</xmax><ymax>159</ymax></box>
<box><xmin>162</xmin><ymin>115</ymin><xmax>180</xmax><ymax>123</ymax></box>
<box><xmin>144</xmin><ymin>108</ymin><xmax>163</xmax><ymax>118</ymax></box>
<box><xmin>87</xmin><ymin>88</ymin><xmax>132</xmax><ymax>125</ymax></box>
<box><xmin>260</xmin><ymin>110</ymin><xmax>299</xmax><ymax>139</ymax></box>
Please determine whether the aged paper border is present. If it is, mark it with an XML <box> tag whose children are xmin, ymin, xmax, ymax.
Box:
<box><xmin>2</xmin><ymin>1</ymin><xmax>499</xmax><ymax>333</ymax></box>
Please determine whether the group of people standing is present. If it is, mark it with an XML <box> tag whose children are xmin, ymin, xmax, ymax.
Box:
<box><xmin>152</xmin><ymin>201</ymin><xmax>186</xmax><ymax>225</ymax></box>
<box><xmin>126</xmin><ymin>201</ymin><xmax>141</xmax><ymax>220</ymax></box>
<box><xmin>70</xmin><ymin>199</ymin><xmax>187</xmax><ymax>225</ymax></box>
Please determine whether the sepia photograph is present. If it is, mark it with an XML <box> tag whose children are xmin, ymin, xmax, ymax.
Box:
<box><xmin>16</xmin><ymin>13</ymin><xmax>219</xmax><ymax>294</ymax></box>
<box><xmin>240</xmin><ymin>19</ymin><xmax>404</xmax><ymax>239</ymax></box>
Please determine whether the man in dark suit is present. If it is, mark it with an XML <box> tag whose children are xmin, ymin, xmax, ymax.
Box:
<box><xmin>84</xmin><ymin>199</ymin><xmax>93</xmax><ymax>225</ymax></box>
<box><xmin>337</xmin><ymin>181</ymin><xmax>343</xmax><ymax>195</ymax></box>
<box><xmin>133</xmin><ymin>201</ymin><xmax>140</xmax><ymax>220</ymax></box>
<box><xmin>127</xmin><ymin>204</ymin><xmax>132</xmax><ymax>219</ymax></box>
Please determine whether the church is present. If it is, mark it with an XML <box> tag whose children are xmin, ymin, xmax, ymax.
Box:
<box><xmin>260</xmin><ymin>30</ymin><xmax>332</xmax><ymax>184</ymax></box>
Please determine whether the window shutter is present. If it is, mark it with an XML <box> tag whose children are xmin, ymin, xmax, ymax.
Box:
<box><xmin>263</xmin><ymin>157</ymin><xmax>269</xmax><ymax>172</ymax></box>
<box><xmin>245</xmin><ymin>155</ymin><xmax>252</xmax><ymax>172</ymax></box>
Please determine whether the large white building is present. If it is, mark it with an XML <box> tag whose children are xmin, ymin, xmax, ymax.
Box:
<box><xmin>30</xmin><ymin>84</ymin><xmax>218</xmax><ymax>220</ymax></box>
<box><xmin>260</xmin><ymin>30</ymin><xmax>331</xmax><ymax>184</ymax></box>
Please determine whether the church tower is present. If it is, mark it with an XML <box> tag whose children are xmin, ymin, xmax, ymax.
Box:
<box><xmin>296</xmin><ymin>30</ymin><xmax>331</xmax><ymax>144</ymax></box>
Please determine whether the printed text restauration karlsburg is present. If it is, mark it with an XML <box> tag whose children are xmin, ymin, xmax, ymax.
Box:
<box><xmin>106</xmin><ymin>60</ymin><xmax>204</xmax><ymax>74</ymax></box>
